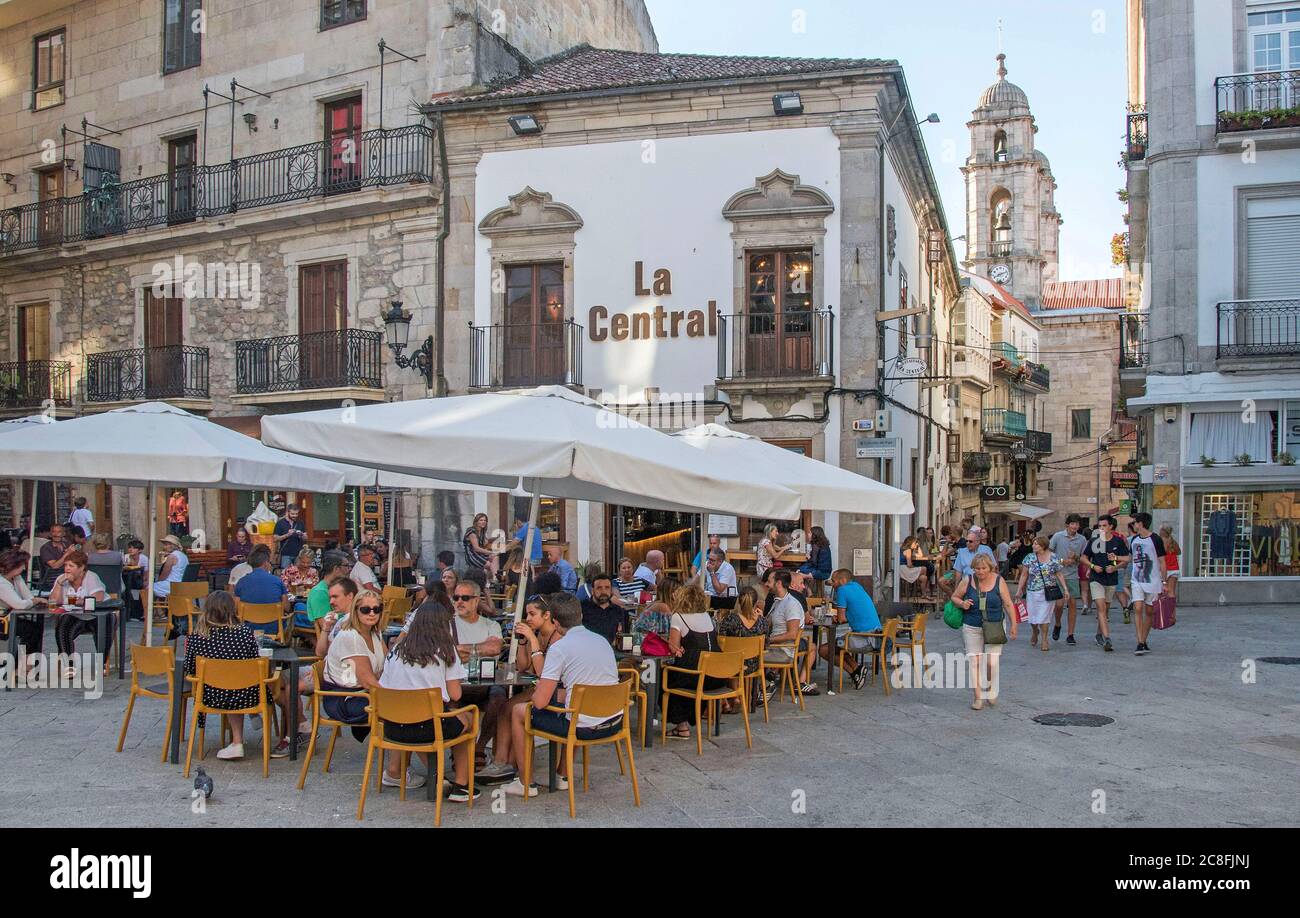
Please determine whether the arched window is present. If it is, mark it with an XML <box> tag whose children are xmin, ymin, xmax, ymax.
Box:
<box><xmin>990</xmin><ymin>189</ymin><xmax>1012</xmax><ymax>255</ymax></box>
<box><xmin>993</xmin><ymin>130</ymin><xmax>1008</xmax><ymax>162</ymax></box>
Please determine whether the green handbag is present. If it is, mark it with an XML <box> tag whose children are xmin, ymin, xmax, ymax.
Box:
<box><xmin>942</xmin><ymin>600</ymin><xmax>963</xmax><ymax>630</ymax></box>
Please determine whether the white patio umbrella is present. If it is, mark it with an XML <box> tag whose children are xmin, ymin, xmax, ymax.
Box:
<box><xmin>673</xmin><ymin>423</ymin><xmax>915</xmax><ymax>586</ymax></box>
<box><xmin>0</xmin><ymin>415</ymin><xmax>62</xmax><ymax>583</ymax></box>
<box><xmin>261</xmin><ymin>386</ymin><xmax>803</xmax><ymax>653</ymax></box>
<box><xmin>0</xmin><ymin>403</ymin><xmax>349</xmax><ymax>644</ymax></box>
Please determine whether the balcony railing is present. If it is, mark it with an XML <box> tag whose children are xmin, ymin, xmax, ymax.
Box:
<box><xmin>85</xmin><ymin>345</ymin><xmax>209</xmax><ymax>402</ymax></box>
<box><xmin>1217</xmin><ymin>299</ymin><xmax>1300</xmax><ymax>358</ymax></box>
<box><xmin>1025</xmin><ymin>429</ymin><xmax>1052</xmax><ymax>454</ymax></box>
<box><xmin>1120</xmin><ymin>312</ymin><xmax>1150</xmax><ymax>368</ymax></box>
<box><xmin>1022</xmin><ymin>360</ymin><xmax>1050</xmax><ymax>390</ymax></box>
<box><xmin>718</xmin><ymin>309</ymin><xmax>834</xmax><ymax>381</ymax></box>
<box><xmin>469</xmin><ymin>320</ymin><xmax>584</xmax><ymax>389</ymax></box>
<box><xmin>993</xmin><ymin>341</ymin><xmax>1020</xmax><ymax>366</ymax></box>
<box><xmin>983</xmin><ymin>408</ymin><xmax>1027</xmax><ymax>439</ymax></box>
<box><xmin>0</xmin><ymin>124</ymin><xmax>434</xmax><ymax>256</ymax></box>
<box><xmin>0</xmin><ymin>360</ymin><xmax>73</xmax><ymax>409</ymax></box>
<box><xmin>989</xmin><ymin>240</ymin><xmax>1012</xmax><ymax>258</ymax></box>
<box><xmin>1126</xmin><ymin>108</ymin><xmax>1148</xmax><ymax>161</ymax></box>
<box><xmin>1216</xmin><ymin>72</ymin><xmax>1300</xmax><ymax>133</ymax></box>
<box><xmin>235</xmin><ymin>329</ymin><xmax>383</xmax><ymax>395</ymax></box>
<box><xmin>962</xmin><ymin>451</ymin><xmax>992</xmax><ymax>480</ymax></box>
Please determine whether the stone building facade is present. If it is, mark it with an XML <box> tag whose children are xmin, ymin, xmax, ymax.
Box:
<box><xmin>0</xmin><ymin>0</ymin><xmax>656</xmax><ymax>552</ymax></box>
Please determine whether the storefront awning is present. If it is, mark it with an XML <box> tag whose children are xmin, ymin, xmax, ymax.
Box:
<box><xmin>984</xmin><ymin>501</ymin><xmax>1053</xmax><ymax>521</ymax></box>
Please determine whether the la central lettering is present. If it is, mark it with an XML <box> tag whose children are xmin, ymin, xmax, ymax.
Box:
<box><xmin>589</xmin><ymin>262</ymin><xmax>718</xmax><ymax>342</ymax></box>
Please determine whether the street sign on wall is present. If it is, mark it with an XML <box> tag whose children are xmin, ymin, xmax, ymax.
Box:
<box><xmin>856</xmin><ymin>437</ymin><xmax>900</xmax><ymax>460</ymax></box>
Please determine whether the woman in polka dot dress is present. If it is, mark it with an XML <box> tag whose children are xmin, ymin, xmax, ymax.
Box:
<box><xmin>185</xmin><ymin>590</ymin><xmax>263</xmax><ymax>761</ymax></box>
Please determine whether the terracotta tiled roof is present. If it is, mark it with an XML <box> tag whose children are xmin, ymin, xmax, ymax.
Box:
<box><xmin>431</xmin><ymin>45</ymin><xmax>895</xmax><ymax>106</ymax></box>
<box><xmin>961</xmin><ymin>271</ymin><xmax>1034</xmax><ymax>322</ymax></box>
<box><xmin>1041</xmin><ymin>278</ymin><xmax>1125</xmax><ymax>310</ymax></box>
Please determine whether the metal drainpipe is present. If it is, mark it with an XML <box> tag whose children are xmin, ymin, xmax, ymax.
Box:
<box><xmin>433</xmin><ymin>111</ymin><xmax>450</xmax><ymax>397</ymax></box>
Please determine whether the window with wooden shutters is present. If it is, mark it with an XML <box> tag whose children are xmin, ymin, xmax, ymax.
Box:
<box><xmin>17</xmin><ymin>303</ymin><xmax>51</xmax><ymax>361</ymax></box>
<box><xmin>1246</xmin><ymin>195</ymin><xmax>1300</xmax><ymax>300</ymax></box>
<box><xmin>298</xmin><ymin>261</ymin><xmax>348</xmax><ymax>387</ymax></box>
<box><xmin>162</xmin><ymin>0</ymin><xmax>202</xmax><ymax>74</ymax></box>
<box><xmin>33</xmin><ymin>29</ymin><xmax>65</xmax><ymax>110</ymax></box>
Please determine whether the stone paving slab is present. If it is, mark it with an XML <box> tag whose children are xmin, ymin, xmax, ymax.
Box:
<box><xmin>1</xmin><ymin>605</ymin><xmax>1297</xmax><ymax>827</ymax></box>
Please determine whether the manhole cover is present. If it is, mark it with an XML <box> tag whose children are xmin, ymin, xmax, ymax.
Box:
<box><xmin>1033</xmin><ymin>713</ymin><xmax>1115</xmax><ymax>727</ymax></box>
<box><xmin>1258</xmin><ymin>657</ymin><xmax>1300</xmax><ymax>665</ymax></box>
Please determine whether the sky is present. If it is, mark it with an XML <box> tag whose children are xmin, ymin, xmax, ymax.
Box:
<box><xmin>642</xmin><ymin>0</ymin><xmax>1128</xmax><ymax>281</ymax></box>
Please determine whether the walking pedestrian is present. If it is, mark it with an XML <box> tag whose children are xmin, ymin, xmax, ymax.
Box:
<box><xmin>1048</xmin><ymin>514</ymin><xmax>1087</xmax><ymax>645</ymax></box>
<box><xmin>1128</xmin><ymin>513</ymin><xmax>1167</xmax><ymax>656</ymax></box>
<box><xmin>1015</xmin><ymin>536</ymin><xmax>1068</xmax><ymax>652</ymax></box>
<box><xmin>950</xmin><ymin>553</ymin><xmax>1017</xmax><ymax>710</ymax></box>
<box><xmin>1083</xmin><ymin>516</ymin><xmax>1129</xmax><ymax>653</ymax></box>
<box><xmin>1159</xmin><ymin>526</ymin><xmax>1181</xmax><ymax>601</ymax></box>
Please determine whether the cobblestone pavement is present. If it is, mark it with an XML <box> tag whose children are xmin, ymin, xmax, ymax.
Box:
<box><xmin>1</xmin><ymin>605</ymin><xmax>1297</xmax><ymax>828</ymax></box>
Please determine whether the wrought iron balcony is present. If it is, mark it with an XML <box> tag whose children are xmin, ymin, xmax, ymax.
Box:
<box><xmin>962</xmin><ymin>451</ymin><xmax>992</xmax><ymax>480</ymax></box>
<box><xmin>0</xmin><ymin>360</ymin><xmax>72</xmax><ymax>409</ymax></box>
<box><xmin>469</xmin><ymin>320</ymin><xmax>584</xmax><ymax>389</ymax></box>
<box><xmin>85</xmin><ymin>345</ymin><xmax>209</xmax><ymax>402</ymax></box>
<box><xmin>1025</xmin><ymin>429</ymin><xmax>1052</xmax><ymax>454</ymax></box>
<box><xmin>1022</xmin><ymin>360</ymin><xmax>1050</xmax><ymax>391</ymax></box>
<box><xmin>1217</xmin><ymin>299</ymin><xmax>1300</xmax><ymax>358</ymax></box>
<box><xmin>717</xmin><ymin>308</ymin><xmax>834</xmax><ymax>381</ymax></box>
<box><xmin>983</xmin><ymin>408</ymin><xmax>1027</xmax><ymax>439</ymax></box>
<box><xmin>235</xmin><ymin>329</ymin><xmax>382</xmax><ymax>395</ymax></box>
<box><xmin>1120</xmin><ymin>312</ymin><xmax>1150</xmax><ymax>368</ymax></box>
<box><xmin>0</xmin><ymin>124</ymin><xmax>434</xmax><ymax>256</ymax></box>
<box><xmin>1126</xmin><ymin>108</ymin><xmax>1148</xmax><ymax>162</ymax></box>
<box><xmin>1215</xmin><ymin>71</ymin><xmax>1300</xmax><ymax>133</ymax></box>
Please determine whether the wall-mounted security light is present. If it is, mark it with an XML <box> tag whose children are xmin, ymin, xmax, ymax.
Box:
<box><xmin>243</xmin><ymin>112</ymin><xmax>258</xmax><ymax>133</ymax></box>
<box><xmin>508</xmin><ymin>114</ymin><xmax>542</xmax><ymax>136</ymax></box>
<box><xmin>772</xmin><ymin>92</ymin><xmax>803</xmax><ymax>116</ymax></box>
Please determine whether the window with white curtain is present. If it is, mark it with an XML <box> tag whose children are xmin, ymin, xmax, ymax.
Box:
<box><xmin>1187</xmin><ymin>411</ymin><xmax>1276</xmax><ymax>463</ymax></box>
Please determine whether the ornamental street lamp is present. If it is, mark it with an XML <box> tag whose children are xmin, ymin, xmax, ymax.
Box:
<box><xmin>383</xmin><ymin>300</ymin><xmax>433</xmax><ymax>389</ymax></box>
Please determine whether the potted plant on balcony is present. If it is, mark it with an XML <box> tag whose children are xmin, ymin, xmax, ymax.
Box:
<box><xmin>1234</xmin><ymin>452</ymin><xmax>1253</xmax><ymax>467</ymax></box>
<box><xmin>1277</xmin><ymin>451</ymin><xmax>1296</xmax><ymax>466</ymax></box>
<box><xmin>1199</xmin><ymin>454</ymin><xmax>1216</xmax><ymax>468</ymax></box>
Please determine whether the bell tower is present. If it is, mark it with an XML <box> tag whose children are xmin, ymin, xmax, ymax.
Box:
<box><xmin>961</xmin><ymin>53</ymin><xmax>1061</xmax><ymax>308</ymax></box>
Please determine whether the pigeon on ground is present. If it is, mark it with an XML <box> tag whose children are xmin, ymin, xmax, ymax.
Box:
<box><xmin>194</xmin><ymin>766</ymin><xmax>214</xmax><ymax>799</ymax></box>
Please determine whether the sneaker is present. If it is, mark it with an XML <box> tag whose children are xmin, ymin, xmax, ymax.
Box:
<box><xmin>555</xmin><ymin>774</ymin><xmax>569</xmax><ymax>791</ymax></box>
<box><xmin>1104</xmin><ymin>639</ymin><xmax>1114</xmax><ymax>653</ymax></box>
<box><xmin>1052</xmin><ymin>625</ymin><xmax>1061</xmax><ymax>641</ymax></box>
<box><xmin>447</xmin><ymin>783</ymin><xmax>481</xmax><ymax>803</ymax></box>
<box><xmin>1134</xmin><ymin>643</ymin><xmax>1149</xmax><ymax>656</ymax></box>
<box><xmin>764</xmin><ymin>681</ymin><xmax>778</xmax><ymax>702</ymax></box>
<box><xmin>476</xmin><ymin>761</ymin><xmax>517</xmax><ymax>781</ymax></box>
<box><xmin>381</xmin><ymin>769</ymin><xmax>426</xmax><ymax>789</ymax></box>
<box><xmin>1123</xmin><ymin>608</ymin><xmax>1132</xmax><ymax>625</ymax></box>
<box><xmin>799</xmin><ymin>682</ymin><xmax>821</xmax><ymax>697</ymax></box>
<box><xmin>1066</xmin><ymin>634</ymin><xmax>1077</xmax><ymax>646</ymax></box>
<box><xmin>1094</xmin><ymin>632</ymin><xmax>1105</xmax><ymax>647</ymax></box>
<box><xmin>270</xmin><ymin>737</ymin><xmax>291</xmax><ymax>759</ymax></box>
<box><xmin>502</xmin><ymin>778</ymin><xmax>539</xmax><ymax>798</ymax></box>
<box><xmin>216</xmin><ymin>742</ymin><xmax>244</xmax><ymax>761</ymax></box>
<box><xmin>850</xmin><ymin>668</ymin><xmax>867</xmax><ymax>691</ymax></box>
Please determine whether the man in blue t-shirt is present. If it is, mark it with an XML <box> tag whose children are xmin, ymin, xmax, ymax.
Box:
<box><xmin>233</xmin><ymin>545</ymin><xmax>290</xmax><ymax>634</ymax></box>
<box><xmin>512</xmin><ymin>517</ymin><xmax>544</xmax><ymax>564</ymax></box>
<box><xmin>818</xmin><ymin>568</ymin><xmax>881</xmax><ymax>691</ymax></box>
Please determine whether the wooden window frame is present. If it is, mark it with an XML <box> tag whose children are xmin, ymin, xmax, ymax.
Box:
<box><xmin>162</xmin><ymin>0</ymin><xmax>203</xmax><ymax>76</ymax></box>
<box><xmin>33</xmin><ymin>28</ymin><xmax>66</xmax><ymax>111</ymax></box>
<box><xmin>319</xmin><ymin>0</ymin><xmax>367</xmax><ymax>32</ymax></box>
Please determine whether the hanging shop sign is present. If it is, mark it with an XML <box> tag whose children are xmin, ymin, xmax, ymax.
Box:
<box><xmin>1111</xmin><ymin>469</ymin><xmax>1140</xmax><ymax>489</ymax></box>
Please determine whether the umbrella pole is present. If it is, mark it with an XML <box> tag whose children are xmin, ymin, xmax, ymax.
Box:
<box><xmin>144</xmin><ymin>484</ymin><xmax>158</xmax><ymax>647</ymax></box>
<box><xmin>386</xmin><ymin>489</ymin><xmax>397</xmax><ymax>585</ymax></box>
<box><xmin>508</xmin><ymin>485</ymin><xmax>541</xmax><ymax>663</ymax></box>
<box><xmin>699</xmin><ymin>510</ymin><xmax>708</xmax><ymax>587</ymax></box>
<box><xmin>27</xmin><ymin>482</ymin><xmax>38</xmax><ymax>585</ymax></box>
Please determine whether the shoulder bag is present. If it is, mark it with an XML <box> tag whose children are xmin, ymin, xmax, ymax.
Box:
<box><xmin>1038</xmin><ymin>559</ymin><xmax>1064</xmax><ymax>602</ymax></box>
<box><xmin>979</xmin><ymin>583</ymin><xmax>1007</xmax><ymax>645</ymax></box>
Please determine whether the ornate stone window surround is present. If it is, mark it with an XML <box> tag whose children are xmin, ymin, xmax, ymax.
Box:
<box><xmin>477</xmin><ymin>186</ymin><xmax>583</xmax><ymax>332</ymax></box>
<box><xmin>282</xmin><ymin>245</ymin><xmax>365</xmax><ymax>334</ymax></box>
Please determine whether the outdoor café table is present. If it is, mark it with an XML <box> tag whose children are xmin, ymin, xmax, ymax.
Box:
<box><xmin>614</xmin><ymin>649</ymin><xmax>670</xmax><ymax>748</ymax></box>
<box><xmin>4</xmin><ymin>601</ymin><xmax>126</xmax><ymax>689</ymax></box>
<box><xmin>269</xmin><ymin>645</ymin><xmax>319</xmax><ymax>761</ymax></box>
<box><xmin>805</xmin><ymin>613</ymin><xmax>838</xmax><ymax>695</ymax></box>
<box><xmin>461</xmin><ymin>668</ymin><xmax>545</xmax><ymax>796</ymax></box>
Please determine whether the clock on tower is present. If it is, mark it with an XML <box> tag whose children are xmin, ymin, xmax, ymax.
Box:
<box><xmin>990</xmin><ymin>263</ymin><xmax>1011</xmax><ymax>285</ymax></box>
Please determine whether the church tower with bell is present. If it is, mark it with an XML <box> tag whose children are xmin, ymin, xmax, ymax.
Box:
<box><xmin>961</xmin><ymin>53</ymin><xmax>1062</xmax><ymax>308</ymax></box>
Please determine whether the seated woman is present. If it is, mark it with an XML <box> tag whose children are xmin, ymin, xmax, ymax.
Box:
<box><xmin>631</xmin><ymin>575</ymin><xmax>677</xmax><ymax>639</ymax></box>
<box><xmin>49</xmin><ymin>550</ymin><xmax>110</xmax><ymax>672</ymax></box>
<box><xmin>480</xmin><ymin>594</ymin><xmax>564</xmax><ymax>785</ymax></box>
<box><xmin>664</xmin><ymin>582</ymin><xmax>724</xmax><ymax>740</ymax></box>
<box><xmin>901</xmin><ymin>535</ymin><xmax>936</xmax><ymax>590</ymax></box>
<box><xmin>377</xmin><ymin>602</ymin><xmax>478</xmax><ymax>801</ymax></box>
<box><xmin>280</xmin><ymin>548</ymin><xmax>319</xmax><ymax>597</ymax></box>
<box><xmin>0</xmin><ymin>549</ymin><xmax>46</xmax><ymax>657</ymax></box>
<box><xmin>86</xmin><ymin>531</ymin><xmax>125</xmax><ymax>567</ymax></box>
<box><xmin>321</xmin><ymin>589</ymin><xmax>387</xmax><ymax>740</ymax></box>
<box><xmin>184</xmin><ymin>591</ymin><xmax>264</xmax><ymax>761</ymax></box>
<box><xmin>716</xmin><ymin>586</ymin><xmax>769</xmax><ymax>712</ymax></box>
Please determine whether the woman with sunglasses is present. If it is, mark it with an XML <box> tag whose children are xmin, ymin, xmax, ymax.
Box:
<box><xmin>321</xmin><ymin>590</ymin><xmax>387</xmax><ymax>739</ymax></box>
<box><xmin>472</xmin><ymin>594</ymin><xmax>556</xmax><ymax>783</ymax></box>
<box><xmin>378</xmin><ymin>602</ymin><xmax>478</xmax><ymax>799</ymax></box>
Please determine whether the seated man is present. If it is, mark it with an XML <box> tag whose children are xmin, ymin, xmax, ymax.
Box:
<box><xmin>449</xmin><ymin>580</ymin><xmax>508</xmax><ymax>772</ymax></box>
<box><xmin>816</xmin><ymin>568</ymin><xmax>880</xmax><ymax>691</ymax></box>
<box><xmin>763</xmin><ymin>569</ymin><xmax>815</xmax><ymax>696</ymax></box>
<box><xmin>502</xmin><ymin>593</ymin><xmax>620</xmax><ymax>798</ymax></box>
<box><xmin>233</xmin><ymin>545</ymin><xmax>291</xmax><ymax>634</ymax></box>
<box><xmin>299</xmin><ymin>551</ymin><xmax>350</xmax><ymax>629</ymax></box>
<box><xmin>579</xmin><ymin>572</ymin><xmax>626</xmax><ymax>645</ymax></box>
<box><xmin>691</xmin><ymin>534</ymin><xmax>723</xmax><ymax>578</ymax></box>
<box><xmin>349</xmin><ymin>544</ymin><xmax>380</xmax><ymax>593</ymax></box>
<box><xmin>701</xmin><ymin>548</ymin><xmax>737</xmax><ymax>599</ymax></box>
<box><xmin>546</xmin><ymin>545</ymin><xmax>578</xmax><ymax>594</ymax></box>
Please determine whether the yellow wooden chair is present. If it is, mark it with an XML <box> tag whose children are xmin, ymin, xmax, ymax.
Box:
<box><xmin>356</xmin><ymin>686</ymin><xmax>479</xmax><ymax>827</ymax></box>
<box><xmin>523</xmin><ymin>681</ymin><xmax>641</xmax><ymax>819</ymax></box>
<box><xmin>183</xmin><ymin>656</ymin><xmax>278</xmax><ymax>778</ymax></box>
<box><xmin>237</xmin><ymin>601</ymin><xmax>289</xmax><ymax>643</ymax></box>
<box><xmin>718</xmin><ymin>635</ymin><xmax>769</xmax><ymax>724</ymax></box>
<box><xmin>839</xmin><ymin>617</ymin><xmax>902</xmax><ymax>695</ymax></box>
<box><xmin>661</xmin><ymin>650</ymin><xmax>752</xmax><ymax>756</ymax></box>
<box><xmin>383</xmin><ymin>595</ymin><xmax>413</xmax><ymax>629</ymax></box>
<box><xmin>116</xmin><ymin>643</ymin><xmax>190</xmax><ymax>762</ymax></box>
<box><xmin>298</xmin><ymin>660</ymin><xmax>366</xmax><ymax>789</ymax></box>
<box><xmin>381</xmin><ymin>585</ymin><xmax>408</xmax><ymax>606</ymax></box>
<box><xmin>617</xmin><ymin>666</ymin><xmax>649</xmax><ymax>749</ymax></box>
<box><xmin>154</xmin><ymin>581</ymin><xmax>208</xmax><ymax>643</ymax></box>
<box><xmin>893</xmin><ymin>611</ymin><xmax>928</xmax><ymax>661</ymax></box>
<box><xmin>762</xmin><ymin>634</ymin><xmax>811</xmax><ymax>711</ymax></box>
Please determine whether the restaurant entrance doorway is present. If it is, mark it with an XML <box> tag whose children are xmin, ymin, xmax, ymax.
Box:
<box><xmin>607</xmin><ymin>506</ymin><xmax>698</xmax><ymax>580</ymax></box>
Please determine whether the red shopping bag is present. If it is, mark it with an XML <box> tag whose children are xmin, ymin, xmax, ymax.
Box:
<box><xmin>1151</xmin><ymin>593</ymin><xmax>1177</xmax><ymax>630</ymax></box>
<box><xmin>1014</xmin><ymin>600</ymin><xmax>1029</xmax><ymax>623</ymax></box>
